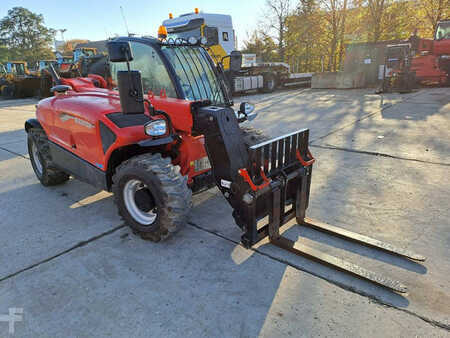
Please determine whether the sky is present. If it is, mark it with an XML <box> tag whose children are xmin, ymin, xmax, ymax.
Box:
<box><xmin>0</xmin><ymin>0</ymin><xmax>266</xmax><ymax>49</ymax></box>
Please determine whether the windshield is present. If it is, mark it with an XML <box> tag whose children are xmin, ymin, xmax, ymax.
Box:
<box><xmin>168</xmin><ymin>28</ymin><xmax>201</xmax><ymax>41</ymax></box>
<box><xmin>162</xmin><ymin>45</ymin><xmax>226</xmax><ymax>105</ymax></box>
<box><xmin>13</xmin><ymin>63</ymin><xmax>25</xmax><ymax>75</ymax></box>
<box><xmin>110</xmin><ymin>41</ymin><xmax>177</xmax><ymax>98</ymax></box>
<box><xmin>83</xmin><ymin>49</ymin><xmax>96</xmax><ymax>57</ymax></box>
<box><xmin>435</xmin><ymin>22</ymin><xmax>450</xmax><ymax>40</ymax></box>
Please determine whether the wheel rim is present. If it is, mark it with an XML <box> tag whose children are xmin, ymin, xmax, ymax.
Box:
<box><xmin>268</xmin><ymin>79</ymin><xmax>275</xmax><ymax>90</ymax></box>
<box><xmin>123</xmin><ymin>179</ymin><xmax>157</xmax><ymax>225</ymax></box>
<box><xmin>31</xmin><ymin>141</ymin><xmax>43</xmax><ymax>175</ymax></box>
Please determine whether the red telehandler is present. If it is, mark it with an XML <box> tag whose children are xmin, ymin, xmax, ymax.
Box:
<box><xmin>25</xmin><ymin>36</ymin><xmax>425</xmax><ymax>292</ymax></box>
<box><xmin>410</xmin><ymin>19</ymin><xmax>450</xmax><ymax>85</ymax></box>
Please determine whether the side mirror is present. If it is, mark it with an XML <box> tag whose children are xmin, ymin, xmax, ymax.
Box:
<box><xmin>107</xmin><ymin>41</ymin><xmax>133</xmax><ymax>62</ymax></box>
<box><xmin>239</xmin><ymin>102</ymin><xmax>257</xmax><ymax>121</ymax></box>
<box><xmin>230</xmin><ymin>51</ymin><xmax>242</xmax><ymax>72</ymax></box>
<box><xmin>51</xmin><ymin>85</ymin><xmax>72</xmax><ymax>94</ymax></box>
<box><xmin>117</xmin><ymin>70</ymin><xmax>145</xmax><ymax>114</ymax></box>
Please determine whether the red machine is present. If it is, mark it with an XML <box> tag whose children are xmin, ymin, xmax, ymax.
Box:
<box><xmin>25</xmin><ymin>37</ymin><xmax>425</xmax><ymax>292</ymax></box>
<box><xmin>410</xmin><ymin>19</ymin><xmax>450</xmax><ymax>85</ymax></box>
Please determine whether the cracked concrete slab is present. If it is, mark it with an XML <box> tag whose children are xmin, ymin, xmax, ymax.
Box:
<box><xmin>235</xmin><ymin>88</ymin><xmax>407</xmax><ymax>141</ymax></box>
<box><xmin>313</xmin><ymin>88</ymin><xmax>450</xmax><ymax>164</ymax></box>
<box><xmin>0</xmin><ymin>100</ymin><xmax>37</xmax><ymax>147</ymax></box>
<box><xmin>0</xmin><ymin>154</ymin><xmax>120</xmax><ymax>279</ymax></box>
<box><xmin>0</xmin><ymin>225</ymin><xmax>447</xmax><ymax>337</ymax></box>
<box><xmin>0</xmin><ymin>89</ymin><xmax>449</xmax><ymax>336</ymax></box>
<box><xmin>190</xmin><ymin>146</ymin><xmax>450</xmax><ymax>327</ymax></box>
<box><xmin>0</xmin><ymin>140</ymin><xmax>28</xmax><ymax>158</ymax></box>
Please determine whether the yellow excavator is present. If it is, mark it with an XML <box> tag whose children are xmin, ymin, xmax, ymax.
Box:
<box><xmin>0</xmin><ymin>61</ymin><xmax>41</xmax><ymax>98</ymax></box>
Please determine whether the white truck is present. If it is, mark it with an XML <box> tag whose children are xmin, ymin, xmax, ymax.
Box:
<box><xmin>162</xmin><ymin>10</ymin><xmax>312</xmax><ymax>94</ymax></box>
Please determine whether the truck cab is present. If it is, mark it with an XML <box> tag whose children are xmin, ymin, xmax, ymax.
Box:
<box><xmin>433</xmin><ymin>20</ymin><xmax>450</xmax><ymax>57</ymax></box>
<box><xmin>435</xmin><ymin>20</ymin><xmax>450</xmax><ymax>41</ymax></box>
<box><xmin>162</xmin><ymin>11</ymin><xmax>236</xmax><ymax>68</ymax></box>
<box><xmin>162</xmin><ymin>10</ymin><xmax>312</xmax><ymax>93</ymax></box>
<box><xmin>107</xmin><ymin>37</ymin><xmax>230</xmax><ymax>106</ymax></box>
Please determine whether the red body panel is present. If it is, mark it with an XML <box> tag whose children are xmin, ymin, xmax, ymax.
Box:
<box><xmin>174</xmin><ymin>134</ymin><xmax>209</xmax><ymax>183</ymax></box>
<box><xmin>411</xmin><ymin>54</ymin><xmax>447</xmax><ymax>84</ymax></box>
<box><xmin>37</xmin><ymin>77</ymin><xmax>207</xmax><ymax>179</ymax></box>
<box><xmin>434</xmin><ymin>39</ymin><xmax>450</xmax><ymax>56</ymax></box>
<box><xmin>151</xmin><ymin>96</ymin><xmax>193</xmax><ymax>133</ymax></box>
<box><xmin>412</xmin><ymin>37</ymin><xmax>450</xmax><ymax>84</ymax></box>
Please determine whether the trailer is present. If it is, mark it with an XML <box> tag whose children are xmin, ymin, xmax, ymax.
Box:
<box><xmin>162</xmin><ymin>10</ymin><xmax>312</xmax><ymax>94</ymax></box>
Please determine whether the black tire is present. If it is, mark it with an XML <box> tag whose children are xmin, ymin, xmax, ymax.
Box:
<box><xmin>261</xmin><ymin>73</ymin><xmax>276</xmax><ymax>93</ymax></box>
<box><xmin>241</xmin><ymin>126</ymin><xmax>269</xmax><ymax>147</ymax></box>
<box><xmin>1</xmin><ymin>85</ymin><xmax>14</xmax><ymax>99</ymax></box>
<box><xmin>112</xmin><ymin>153</ymin><xmax>192</xmax><ymax>242</ymax></box>
<box><xmin>27</xmin><ymin>128</ymin><xmax>70</xmax><ymax>186</ymax></box>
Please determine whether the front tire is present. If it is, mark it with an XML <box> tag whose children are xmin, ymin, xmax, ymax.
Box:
<box><xmin>1</xmin><ymin>85</ymin><xmax>14</xmax><ymax>99</ymax></box>
<box><xmin>241</xmin><ymin>126</ymin><xmax>269</xmax><ymax>147</ymax></box>
<box><xmin>112</xmin><ymin>153</ymin><xmax>192</xmax><ymax>242</ymax></box>
<box><xmin>27</xmin><ymin>128</ymin><xmax>70</xmax><ymax>186</ymax></box>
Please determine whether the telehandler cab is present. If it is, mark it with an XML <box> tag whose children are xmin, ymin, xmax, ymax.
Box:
<box><xmin>25</xmin><ymin>36</ymin><xmax>425</xmax><ymax>292</ymax></box>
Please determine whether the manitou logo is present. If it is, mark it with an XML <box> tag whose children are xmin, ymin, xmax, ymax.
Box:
<box><xmin>0</xmin><ymin>308</ymin><xmax>23</xmax><ymax>334</ymax></box>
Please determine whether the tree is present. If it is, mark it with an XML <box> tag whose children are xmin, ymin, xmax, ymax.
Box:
<box><xmin>0</xmin><ymin>7</ymin><xmax>54</xmax><ymax>63</ymax></box>
<box><xmin>353</xmin><ymin>0</ymin><xmax>394</xmax><ymax>42</ymax></box>
<box><xmin>242</xmin><ymin>30</ymin><xmax>278</xmax><ymax>61</ymax></box>
<box><xmin>285</xmin><ymin>0</ymin><xmax>328</xmax><ymax>72</ymax></box>
<box><xmin>252</xmin><ymin>0</ymin><xmax>450</xmax><ymax>73</ymax></box>
<box><xmin>0</xmin><ymin>45</ymin><xmax>12</xmax><ymax>64</ymax></box>
<box><xmin>262</xmin><ymin>0</ymin><xmax>291</xmax><ymax>61</ymax></box>
<box><xmin>418</xmin><ymin>0</ymin><xmax>450</xmax><ymax>34</ymax></box>
<box><xmin>319</xmin><ymin>0</ymin><xmax>349</xmax><ymax>70</ymax></box>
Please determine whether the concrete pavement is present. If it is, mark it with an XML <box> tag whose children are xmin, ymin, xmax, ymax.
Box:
<box><xmin>0</xmin><ymin>88</ymin><xmax>449</xmax><ymax>337</ymax></box>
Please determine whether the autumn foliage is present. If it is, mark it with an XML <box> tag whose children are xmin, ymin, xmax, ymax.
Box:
<box><xmin>243</xmin><ymin>0</ymin><xmax>450</xmax><ymax>72</ymax></box>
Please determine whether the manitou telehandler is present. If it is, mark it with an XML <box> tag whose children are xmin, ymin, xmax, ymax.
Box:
<box><xmin>25</xmin><ymin>36</ymin><xmax>425</xmax><ymax>292</ymax></box>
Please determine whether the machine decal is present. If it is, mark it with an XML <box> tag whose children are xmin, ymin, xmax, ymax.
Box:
<box><xmin>60</xmin><ymin>112</ymin><xmax>94</xmax><ymax>129</ymax></box>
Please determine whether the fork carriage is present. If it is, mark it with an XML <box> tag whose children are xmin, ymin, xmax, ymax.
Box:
<box><xmin>195</xmin><ymin>104</ymin><xmax>425</xmax><ymax>293</ymax></box>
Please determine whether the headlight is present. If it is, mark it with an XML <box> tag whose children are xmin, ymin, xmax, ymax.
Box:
<box><xmin>144</xmin><ymin>119</ymin><xmax>167</xmax><ymax>136</ymax></box>
<box><xmin>200</xmin><ymin>37</ymin><xmax>208</xmax><ymax>45</ymax></box>
<box><xmin>188</xmin><ymin>36</ymin><xmax>198</xmax><ymax>45</ymax></box>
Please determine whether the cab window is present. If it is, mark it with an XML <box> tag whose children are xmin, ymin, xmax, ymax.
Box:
<box><xmin>222</xmin><ymin>32</ymin><xmax>229</xmax><ymax>41</ymax></box>
<box><xmin>435</xmin><ymin>22</ymin><xmax>450</xmax><ymax>40</ymax></box>
<box><xmin>110</xmin><ymin>41</ymin><xmax>177</xmax><ymax>98</ymax></box>
<box><xmin>13</xmin><ymin>64</ymin><xmax>25</xmax><ymax>75</ymax></box>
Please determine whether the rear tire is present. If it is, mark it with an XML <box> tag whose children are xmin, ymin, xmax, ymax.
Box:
<box><xmin>112</xmin><ymin>153</ymin><xmax>192</xmax><ymax>242</ymax></box>
<box><xmin>261</xmin><ymin>73</ymin><xmax>276</xmax><ymax>93</ymax></box>
<box><xmin>27</xmin><ymin>128</ymin><xmax>70</xmax><ymax>186</ymax></box>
